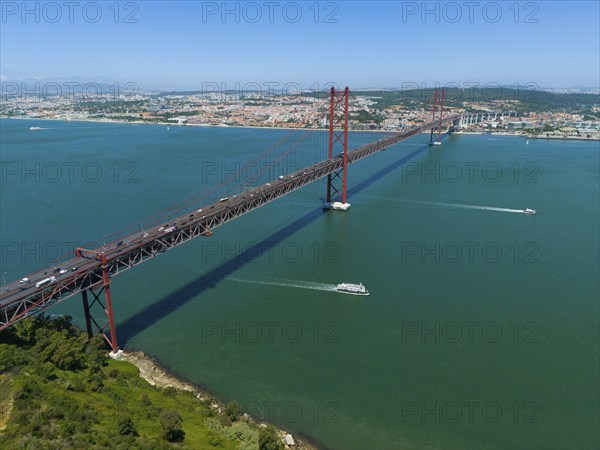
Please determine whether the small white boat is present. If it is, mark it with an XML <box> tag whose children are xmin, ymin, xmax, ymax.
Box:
<box><xmin>29</xmin><ymin>126</ymin><xmax>42</xmax><ymax>130</ymax></box>
<box><xmin>166</xmin><ymin>126</ymin><xmax>170</xmax><ymax>131</ymax></box>
<box><xmin>526</xmin><ymin>139</ymin><xmax>529</xmax><ymax>144</ymax></box>
<box><xmin>336</xmin><ymin>282</ymin><xmax>369</xmax><ymax>296</ymax></box>
<box><xmin>323</xmin><ymin>201</ymin><xmax>351</xmax><ymax>211</ymax></box>
<box><xmin>523</xmin><ymin>208</ymin><xmax>536</xmax><ymax>215</ymax></box>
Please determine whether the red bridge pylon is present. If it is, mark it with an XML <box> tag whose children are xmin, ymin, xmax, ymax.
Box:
<box><xmin>324</xmin><ymin>86</ymin><xmax>351</xmax><ymax>211</ymax></box>
<box><xmin>75</xmin><ymin>248</ymin><xmax>118</xmax><ymax>353</ymax></box>
<box><xmin>429</xmin><ymin>88</ymin><xmax>446</xmax><ymax>146</ymax></box>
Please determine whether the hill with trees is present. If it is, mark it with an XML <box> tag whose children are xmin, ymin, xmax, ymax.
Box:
<box><xmin>0</xmin><ymin>315</ymin><xmax>288</xmax><ymax>449</ymax></box>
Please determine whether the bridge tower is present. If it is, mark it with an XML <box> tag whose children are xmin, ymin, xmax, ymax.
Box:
<box><xmin>75</xmin><ymin>248</ymin><xmax>119</xmax><ymax>353</ymax></box>
<box><xmin>323</xmin><ymin>86</ymin><xmax>351</xmax><ymax>211</ymax></box>
<box><xmin>429</xmin><ymin>88</ymin><xmax>446</xmax><ymax>146</ymax></box>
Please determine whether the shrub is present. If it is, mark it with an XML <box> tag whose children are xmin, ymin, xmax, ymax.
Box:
<box><xmin>141</xmin><ymin>393</ymin><xmax>151</xmax><ymax>406</ymax></box>
<box><xmin>0</xmin><ymin>343</ymin><xmax>25</xmax><ymax>371</ymax></box>
<box><xmin>225</xmin><ymin>401</ymin><xmax>241</xmax><ymax>422</ymax></box>
<box><xmin>117</xmin><ymin>415</ymin><xmax>138</xmax><ymax>436</ymax></box>
<box><xmin>259</xmin><ymin>425</ymin><xmax>283</xmax><ymax>450</ymax></box>
<box><xmin>163</xmin><ymin>386</ymin><xmax>177</xmax><ymax>397</ymax></box>
<box><xmin>220</xmin><ymin>415</ymin><xmax>232</xmax><ymax>427</ymax></box>
<box><xmin>159</xmin><ymin>409</ymin><xmax>185</xmax><ymax>442</ymax></box>
<box><xmin>210</xmin><ymin>435</ymin><xmax>224</xmax><ymax>447</ymax></box>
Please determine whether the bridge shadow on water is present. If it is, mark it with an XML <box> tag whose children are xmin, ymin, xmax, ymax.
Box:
<box><xmin>117</xmin><ymin>142</ymin><xmax>432</xmax><ymax>343</ymax></box>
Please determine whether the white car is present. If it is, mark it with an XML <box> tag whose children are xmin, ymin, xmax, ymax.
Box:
<box><xmin>19</xmin><ymin>277</ymin><xmax>30</xmax><ymax>284</ymax></box>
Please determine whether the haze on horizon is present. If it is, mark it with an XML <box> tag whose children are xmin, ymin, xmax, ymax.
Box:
<box><xmin>1</xmin><ymin>1</ymin><xmax>599</xmax><ymax>90</ymax></box>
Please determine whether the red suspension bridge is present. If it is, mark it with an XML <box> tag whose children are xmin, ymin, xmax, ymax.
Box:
<box><xmin>1</xmin><ymin>87</ymin><xmax>483</xmax><ymax>351</ymax></box>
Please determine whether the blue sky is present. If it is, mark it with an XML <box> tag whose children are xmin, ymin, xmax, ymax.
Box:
<box><xmin>1</xmin><ymin>1</ymin><xmax>599</xmax><ymax>90</ymax></box>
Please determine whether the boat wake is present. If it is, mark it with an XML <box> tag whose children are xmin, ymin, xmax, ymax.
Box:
<box><xmin>413</xmin><ymin>200</ymin><xmax>528</xmax><ymax>214</ymax></box>
<box><xmin>366</xmin><ymin>197</ymin><xmax>532</xmax><ymax>214</ymax></box>
<box><xmin>228</xmin><ymin>277</ymin><xmax>338</xmax><ymax>292</ymax></box>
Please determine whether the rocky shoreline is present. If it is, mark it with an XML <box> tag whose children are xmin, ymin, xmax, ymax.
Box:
<box><xmin>111</xmin><ymin>350</ymin><xmax>319</xmax><ymax>450</ymax></box>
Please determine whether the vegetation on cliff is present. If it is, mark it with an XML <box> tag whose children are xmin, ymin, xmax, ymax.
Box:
<box><xmin>0</xmin><ymin>315</ymin><xmax>285</xmax><ymax>449</ymax></box>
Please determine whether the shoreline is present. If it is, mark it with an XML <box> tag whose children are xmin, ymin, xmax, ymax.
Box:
<box><xmin>452</xmin><ymin>130</ymin><xmax>600</xmax><ymax>141</ymax></box>
<box><xmin>3</xmin><ymin>116</ymin><xmax>599</xmax><ymax>140</ymax></box>
<box><xmin>1</xmin><ymin>115</ymin><xmax>389</xmax><ymax>134</ymax></box>
<box><xmin>115</xmin><ymin>349</ymin><xmax>321</xmax><ymax>450</ymax></box>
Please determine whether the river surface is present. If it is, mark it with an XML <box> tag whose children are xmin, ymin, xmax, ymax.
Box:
<box><xmin>1</xmin><ymin>119</ymin><xmax>598</xmax><ymax>449</ymax></box>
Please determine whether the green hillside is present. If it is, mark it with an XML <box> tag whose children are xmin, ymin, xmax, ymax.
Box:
<box><xmin>0</xmin><ymin>315</ymin><xmax>284</xmax><ymax>449</ymax></box>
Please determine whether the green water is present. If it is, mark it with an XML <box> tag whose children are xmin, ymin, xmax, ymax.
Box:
<box><xmin>1</xmin><ymin>119</ymin><xmax>598</xmax><ymax>449</ymax></box>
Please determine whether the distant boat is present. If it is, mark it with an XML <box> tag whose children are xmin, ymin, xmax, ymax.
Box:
<box><xmin>526</xmin><ymin>139</ymin><xmax>529</xmax><ymax>144</ymax></box>
<box><xmin>523</xmin><ymin>208</ymin><xmax>536</xmax><ymax>215</ymax></box>
<box><xmin>29</xmin><ymin>126</ymin><xmax>42</xmax><ymax>131</ymax></box>
<box><xmin>166</xmin><ymin>126</ymin><xmax>170</xmax><ymax>131</ymax></box>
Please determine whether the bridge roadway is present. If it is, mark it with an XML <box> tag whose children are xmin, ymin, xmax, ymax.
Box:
<box><xmin>0</xmin><ymin>114</ymin><xmax>460</xmax><ymax>329</ymax></box>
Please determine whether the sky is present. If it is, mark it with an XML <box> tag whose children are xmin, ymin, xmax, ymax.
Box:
<box><xmin>1</xmin><ymin>0</ymin><xmax>599</xmax><ymax>91</ymax></box>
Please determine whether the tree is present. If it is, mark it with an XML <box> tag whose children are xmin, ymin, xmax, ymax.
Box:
<box><xmin>159</xmin><ymin>409</ymin><xmax>185</xmax><ymax>442</ymax></box>
<box><xmin>225</xmin><ymin>401</ymin><xmax>242</xmax><ymax>422</ymax></box>
<box><xmin>33</xmin><ymin>326</ymin><xmax>86</xmax><ymax>371</ymax></box>
<box><xmin>12</xmin><ymin>314</ymin><xmax>47</xmax><ymax>344</ymax></box>
<box><xmin>85</xmin><ymin>335</ymin><xmax>107</xmax><ymax>372</ymax></box>
<box><xmin>117</xmin><ymin>415</ymin><xmax>138</xmax><ymax>436</ymax></box>
<box><xmin>0</xmin><ymin>343</ymin><xmax>25</xmax><ymax>371</ymax></box>
<box><xmin>258</xmin><ymin>425</ymin><xmax>283</xmax><ymax>450</ymax></box>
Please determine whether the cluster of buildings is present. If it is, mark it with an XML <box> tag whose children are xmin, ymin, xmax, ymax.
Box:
<box><xmin>1</xmin><ymin>90</ymin><xmax>598</xmax><ymax>139</ymax></box>
<box><xmin>461</xmin><ymin>109</ymin><xmax>600</xmax><ymax>138</ymax></box>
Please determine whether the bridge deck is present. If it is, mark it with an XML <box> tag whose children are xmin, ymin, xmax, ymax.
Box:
<box><xmin>0</xmin><ymin>115</ymin><xmax>460</xmax><ymax>328</ymax></box>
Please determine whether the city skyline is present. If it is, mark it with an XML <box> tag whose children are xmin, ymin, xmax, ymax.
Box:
<box><xmin>1</xmin><ymin>1</ymin><xmax>599</xmax><ymax>89</ymax></box>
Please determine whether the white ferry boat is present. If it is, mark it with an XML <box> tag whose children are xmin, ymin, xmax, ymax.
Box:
<box><xmin>336</xmin><ymin>282</ymin><xmax>369</xmax><ymax>296</ymax></box>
